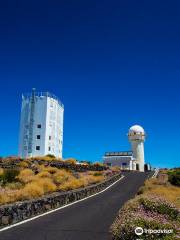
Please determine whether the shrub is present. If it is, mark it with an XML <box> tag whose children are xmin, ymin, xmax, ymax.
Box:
<box><xmin>6</xmin><ymin>182</ymin><xmax>23</xmax><ymax>190</ymax></box>
<box><xmin>37</xmin><ymin>171</ymin><xmax>51</xmax><ymax>178</ymax></box>
<box><xmin>93</xmin><ymin>171</ymin><xmax>103</xmax><ymax>176</ymax></box>
<box><xmin>22</xmin><ymin>182</ymin><xmax>44</xmax><ymax>199</ymax></box>
<box><xmin>53</xmin><ymin>169</ymin><xmax>70</xmax><ymax>185</ymax></box>
<box><xmin>17</xmin><ymin>169</ymin><xmax>35</xmax><ymax>183</ymax></box>
<box><xmin>59</xmin><ymin>177</ymin><xmax>85</xmax><ymax>191</ymax></box>
<box><xmin>65</xmin><ymin>158</ymin><xmax>77</xmax><ymax>165</ymax></box>
<box><xmin>18</xmin><ymin>161</ymin><xmax>29</xmax><ymax>168</ymax></box>
<box><xmin>0</xmin><ymin>168</ymin><xmax>4</xmax><ymax>176</ymax></box>
<box><xmin>93</xmin><ymin>162</ymin><xmax>103</xmax><ymax>167</ymax></box>
<box><xmin>44</xmin><ymin>166</ymin><xmax>58</xmax><ymax>174</ymax></box>
<box><xmin>45</xmin><ymin>154</ymin><xmax>56</xmax><ymax>159</ymax></box>
<box><xmin>2</xmin><ymin>169</ymin><xmax>19</xmax><ymax>184</ymax></box>
<box><xmin>36</xmin><ymin>178</ymin><xmax>56</xmax><ymax>193</ymax></box>
<box><xmin>168</xmin><ymin>170</ymin><xmax>180</xmax><ymax>187</ymax></box>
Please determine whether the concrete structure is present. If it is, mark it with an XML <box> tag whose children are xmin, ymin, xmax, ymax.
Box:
<box><xmin>19</xmin><ymin>89</ymin><xmax>64</xmax><ymax>158</ymax></box>
<box><xmin>103</xmin><ymin>125</ymin><xmax>147</xmax><ymax>172</ymax></box>
<box><xmin>128</xmin><ymin>125</ymin><xmax>146</xmax><ymax>172</ymax></box>
<box><xmin>104</xmin><ymin>151</ymin><xmax>134</xmax><ymax>170</ymax></box>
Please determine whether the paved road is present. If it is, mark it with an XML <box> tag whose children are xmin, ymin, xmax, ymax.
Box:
<box><xmin>0</xmin><ymin>172</ymin><xmax>150</xmax><ymax>240</ymax></box>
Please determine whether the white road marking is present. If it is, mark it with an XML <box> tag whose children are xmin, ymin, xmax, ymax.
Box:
<box><xmin>0</xmin><ymin>175</ymin><xmax>124</xmax><ymax>233</ymax></box>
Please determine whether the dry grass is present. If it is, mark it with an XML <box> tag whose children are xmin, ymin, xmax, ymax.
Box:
<box><xmin>53</xmin><ymin>169</ymin><xmax>71</xmax><ymax>185</ymax></box>
<box><xmin>59</xmin><ymin>177</ymin><xmax>85</xmax><ymax>191</ymax></box>
<box><xmin>16</xmin><ymin>169</ymin><xmax>35</xmax><ymax>183</ymax></box>
<box><xmin>37</xmin><ymin>171</ymin><xmax>51</xmax><ymax>178</ymax></box>
<box><xmin>139</xmin><ymin>176</ymin><xmax>180</xmax><ymax>208</ymax></box>
<box><xmin>0</xmin><ymin>168</ymin><xmax>4</xmax><ymax>175</ymax></box>
<box><xmin>0</xmin><ymin>164</ymin><xmax>108</xmax><ymax>205</ymax></box>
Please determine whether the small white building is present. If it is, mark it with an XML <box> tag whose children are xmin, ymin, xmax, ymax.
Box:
<box><xmin>104</xmin><ymin>151</ymin><xmax>135</xmax><ymax>170</ymax></box>
<box><xmin>103</xmin><ymin>125</ymin><xmax>147</xmax><ymax>172</ymax></box>
<box><xmin>19</xmin><ymin>89</ymin><xmax>64</xmax><ymax>158</ymax></box>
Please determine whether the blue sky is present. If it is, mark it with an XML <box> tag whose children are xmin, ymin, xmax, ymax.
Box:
<box><xmin>0</xmin><ymin>0</ymin><xmax>179</xmax><ymax>168</ymax></box>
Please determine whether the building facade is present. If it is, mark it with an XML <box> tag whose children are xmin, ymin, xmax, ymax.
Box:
<box><xmin>19</xmin><ymin>89</ymin><xmax>64</xmax><ymax>158</ymax></box>
<box><xmin>104</xmin><ymin>151</ymin><xmax>134</xmax><ymax>170</ymax></box>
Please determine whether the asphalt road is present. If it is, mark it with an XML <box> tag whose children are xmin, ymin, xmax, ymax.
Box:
<box><xmin>0</xmin><ymin>172</ymin><xmax>150</xmax><ymax>240</ymax></box>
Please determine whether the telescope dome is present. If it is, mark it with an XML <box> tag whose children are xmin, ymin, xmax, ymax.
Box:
<box><xmin>129</xmin><ymin>125</ymin><xmax>145</xmax><ymax>134</ymax></box>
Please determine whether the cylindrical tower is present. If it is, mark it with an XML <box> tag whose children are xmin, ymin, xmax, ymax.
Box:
<box><xmin>128</xmin><ymin>125</ymin><xmax>146</xmax><ymax>172</ymax></box>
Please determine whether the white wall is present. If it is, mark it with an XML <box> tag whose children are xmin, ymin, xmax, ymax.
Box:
<box><xmin>103</xmin><ymin>156</ymin><xmax>133</xmax><ymax>170</ymax></box>
<box><xmin>19</xmin><ymin>93</ymin><xmax>64</xmax><ymax>158</ymax></box>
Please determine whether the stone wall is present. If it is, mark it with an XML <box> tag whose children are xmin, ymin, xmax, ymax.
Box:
<box><xmin>0</xmin><ymin>173</ymin><xmax>121</xmax><ymax>227</ymax></box>
<box><xmin>0</xmin><ymin>159</ymin><xmax>108</xmax><ymax>172</ymax></box>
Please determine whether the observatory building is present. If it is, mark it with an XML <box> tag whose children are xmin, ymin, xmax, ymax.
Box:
<box><xmin>19</xmin><ymin>89</ymin><xmax>64</xmax><ymax>158</ymax></box>
<box><xmin>103</xmin><ymin>125</ymin><xmax>147</xmax><ymax>172</ymax></box>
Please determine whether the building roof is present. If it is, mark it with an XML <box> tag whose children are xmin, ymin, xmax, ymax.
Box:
<box><xmin>22</xmin><ymin>90</ymin><xmax>64</xmax><ymax>108</ymax></box>
<box><xmin>129</xmin><ymin>125</ymin><xmax>145</xmax><ymax>134</ymax></box>
<box><xmin>104</xmin><ymin>151</ymin><xmax>133</xmax><ymax>157</ymax></box>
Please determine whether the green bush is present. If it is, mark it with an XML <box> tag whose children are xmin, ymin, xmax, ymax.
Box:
<box><xmin>93</xmin><ymin>172</ymin><xmax>103</xmax><ymax>176</ymax></box>
<box><xmin>168</xmin><ymin>169</ymin><xmax>180</xmax><ymax>187</ymax></box>
<box><xmin>45</xmin><ymin>154</ymin><xmax>56</xmax><ymax>159</ymax></box>
<box><xmin>1</xmin><ymin>169</ymin><xmax>20</xmax><ymax>184</ymax></box>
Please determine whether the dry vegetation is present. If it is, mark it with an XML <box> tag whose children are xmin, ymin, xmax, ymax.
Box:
<box><xmin>138</xmin><ymin>173</ymin><xmax>180</xmax><ymax>207</ymax></box>
<box><xmin>111</xmin><ymin>170</ymin><xmax>180</xmax><ymax>239</ymax></box>
<box><xmin>0</xmin><ymin>164</ymin><xmax>120</xmax><ymax>205</ymax></box>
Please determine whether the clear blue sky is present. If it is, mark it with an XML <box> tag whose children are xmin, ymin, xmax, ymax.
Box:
<box><xmin>0</xmin><ymin>1</ymin><xmax>179</xmax><ymax>168</ymax></box>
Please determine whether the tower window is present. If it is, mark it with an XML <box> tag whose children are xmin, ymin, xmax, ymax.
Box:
<box><xmin>37</xmin><ymin>135</ymin><xmax>40</xmax><ymax>139</ymax></box>
<box><xmin>48</xmin><ymin>147</ymin><xmax>51</xmax><ymax>151</ymax></box>
<box><xmin>36</xmin><ymin>146</ymin><xmax>40</xmax><ymax>150</ymax></box>
<box><xmin>37</xmin><ymin>124</ymin><xmax>41</xmax><ymax>128</ymax></box>
<box><xmin>49</xmin><ymin>136</ymin><xmax>51</xmax><ymax>140</ymax></box>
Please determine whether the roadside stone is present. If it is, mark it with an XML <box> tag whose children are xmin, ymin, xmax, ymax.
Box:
<box><xmin>2</xmin><ymin>216</ymin><xmax>10</xmax><ymax>225</ymax></box>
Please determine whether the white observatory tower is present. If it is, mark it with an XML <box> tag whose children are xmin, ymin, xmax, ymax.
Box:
<box><xmin>19</xmin><ymin>89</ymin><xmax>64</xmax><ymax>159</ymax></box>
<box><xmin>128</xmin><ymin>125</ymin><xmax>146</xmax><ymax>172</ymax></box>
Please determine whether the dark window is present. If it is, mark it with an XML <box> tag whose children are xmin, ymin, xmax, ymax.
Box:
<box><xmin>48</xmin><ymin>147</ymin><xmax>51</xmax><ymax>151</ymax></box>
<box><xmin>37</xmin><ymin>135</ymin><xmax>40</xmax><ymax>139</ymax></box>
<box><xmin>49</xmin><ymin>136</ymin><xmax>51</xmax><ymax>140</ymax></box>
<box><xmin>36</xmin><ymin>146</ymin><xmax>40</xmax><ymax>150</ymax></box>
<box><xmin>37</xmin><ymin>124</ymin><xmax>41</xmax><ymax>128</ymax></box>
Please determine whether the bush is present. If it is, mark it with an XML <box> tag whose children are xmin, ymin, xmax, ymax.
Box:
<box><xmin>1</xmin><ymin>169</ymin><xmax>19</xmax><ymax>184</ymax></box>
<box><xmin>59</xmin><ymin>177</ymin><xmax>85</xmax><ymax>191</ymax></box>
<box><xmin>53</xmin><ymin>169</ymin><xmax>70</xmax><ymax>185</ymax></box>
<box><xmin>22</xmin><ymin>182</ymin><xmax>44</xmax><ymax>199</ymax></box>
<box><xmin>17</xmin><ymin>169</ymin><xmax>35</xmax><ymax>183</ymax></box>
<box><xmin>65</xmin><ymin>158</ymin><xmax>77</xmax><ymax>165</ymax></box>
<box><xmin>0</xmin><ymin>168</ymin><xmax>4</xmax><ymax>176</ymax></box>
<box><xmin>37</xmin><ymin>171</ymin><xmax>51</xmax><ymax>178</ymax></box>
<box><xmin>36</xmin><ymin>178</ymin><xmax>56</xmax><ymax>193</ymax></box>
<box><xmin>168</xmin><ymin>170</ymin><xmax>180</xmax><ymax>187</ymax></box>
<box><xmin>45</xmin><ymin>154</ymin><xmax>56</xmax><ymax>159</ymax></box>
<box><xmin>18</xmin><ymin>161</ymin><xmax>29</xmax><ymax>168</ymax></box>
<box><xmin>93</xmin><ymin>171</ymin><xmax>103</xmax><ymax>176</ymax></box>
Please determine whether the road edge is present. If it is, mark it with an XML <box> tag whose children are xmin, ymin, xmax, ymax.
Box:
<box><xmin>0</xmin><ymin>175</ymin><xmax>125</xmax><ymax>233</ymax></box>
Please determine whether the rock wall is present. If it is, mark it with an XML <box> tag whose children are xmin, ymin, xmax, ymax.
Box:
<box><xmin>0</xmin><ymin>159</ymin><xmax>108</xmax><ymax>172</ymax></box>
<box><xmin>0</xmin><ymin>173</ymin><xmax>121</xmax><ymax>227</ymax></box>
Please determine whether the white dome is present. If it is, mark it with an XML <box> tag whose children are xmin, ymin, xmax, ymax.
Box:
<box><xmin>129</xmin><ymin>125</ymin><xmax>145</xmax><ymax>134</ymax></box>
